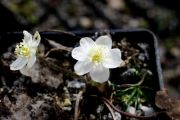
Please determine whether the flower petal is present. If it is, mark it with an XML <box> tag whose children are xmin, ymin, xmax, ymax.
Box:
<box><xmin>27</xmin><ymin>55</ymin><xmax>36</xmax><ymax>68</ymax></box>
<box><xmin>23</xmin><ymin>30</ymin><xmax>32</xmax><ymax>43</ymax></box>
<box><xmin>103</xmin><ymin>48</ymin><xmax>123</xmax><ymax>68</ymax></box>
<box><xmin>80</xmin><ymin>37</ymin><xmax>95</xmax><ymax>49</ymax></box>
<box><xmin>32</xmin><ymin>31</ymin><xmax>41</xmax><ymax>47</ymax></box>
<box><xmin>72</xmin><ymin>47</ymin><xmax>87</xmax><ymax>61</ymax></box>
<box><xmin>10</xmin><ymin>57</ymin><xmax>28</xmax><ymax>70</ymax></box>
<box><xmin>95</xmin><ymin>35</ymin><xmax>112</xmax><ymax>48</ymax></box>
<box><xmin>90</xmin><ymin>65</ymin><xmax>109</xmax><ymax>83</ymax></box>
<box><xmin>74</xmin><ymin>61</ymin><xmax>93</xmax><ymax>75</ymax></box>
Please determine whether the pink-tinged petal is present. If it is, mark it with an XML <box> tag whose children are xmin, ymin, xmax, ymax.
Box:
<box><xmin>74</xmin><ymin>61</ymin><xmax>93</xmax><ymax>75</ymax></box>
<box><xmin>80</xmin><ymin>37</ymin><xmax>95</xmax><ymax>49</ymax></box>
<box><xmin>95</xmin><ymin>35</ymin><xmax>112</xmax><ymax>48</ymax></box>
<box><xmin>72</xmin><ymin>47</ymin><xmax>87</xmax><ymax>61</ymax></box>
<box><xmin>27</xmin><ymin>55</ymin><xmax>36</xmax><ymax>68</ymax></box>
<box><xmin>90</xmin><ymin>65</ymin><xmax>109</xmax><ymax>83</ymax></box>
<box><xmin>103</xmin><ymin>48</ymin><xmax>123</xmax><ymax>68</ymax></box>
<box><xmin>10</xmin><ymin>57</ymin><xmax>28</xmax><ymax>70</ymax></box>
<box><xmin>23</xmin><ymin>30</ymin><xmax>32</xmax><ymax>43</ymax></box>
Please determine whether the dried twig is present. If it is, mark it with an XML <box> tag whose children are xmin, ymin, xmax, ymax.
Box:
<box><xmin>74</xmin><ymin>91</ymin><xmax>83</xmax><ymax>120</ymax></box>
<box><xmin>103</xmin><ymin>100</ymin><xmax>117</xmax><ymax>120</ymax></box>
<box><xmin>116</xmin><ymin>71</ymin><xmax>148</xmax><ymax>88</ymax></box>
<box><xmin>44</xmin><ymin>39</ymin><xmax>73</xmax><ymax>57</ymax></box>
<box><xmin>101</xmin><ymin>97</ymin><xmax>165</xmax><ymax>119</ymax></box>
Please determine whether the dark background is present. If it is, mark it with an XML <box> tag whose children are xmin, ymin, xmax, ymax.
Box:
<box><xmin>0</xmin><ymin>0</ymin><xmax>180</xmax><ymax>98</ymax></box>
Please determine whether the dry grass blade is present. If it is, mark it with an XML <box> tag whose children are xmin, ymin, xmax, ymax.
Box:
<box><xmin>74</xmin><ymin>91</ymin><xmax>83</xmax><ymax>120</ymax></box>
<box><xmin>44</xmin><ymin>39</ymin><xmax>73</xmax><ymax>57</ymax></box>
<box><xmin>103</xmin><ymin>100</ymin><xmax>117</xmax><ymax>120</ymax></box>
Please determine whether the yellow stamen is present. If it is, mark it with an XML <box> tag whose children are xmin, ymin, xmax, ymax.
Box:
<box><xmin>92</xmin><ymin>52</ymin><xmax>101</xmax><ymax>62</ymax></box>
<box><xmin>15</xmin><ymin>42</ymin><xmax>30</xmax><ymax>57</ymax></box>
<box><xmin>90</xmin><ymin>48</ymin><xmax>103</xmax><ymax>64</ymax></box>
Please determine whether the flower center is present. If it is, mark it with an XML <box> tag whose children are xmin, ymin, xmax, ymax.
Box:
<box><xmin>15</xmin><ymin>42</ymin><xmax>30</xmax><ymax>57</ymax></box>
<box><xmin>92</xmin><ymin>52</ymin><xmax>101</xmax><ymax>63</ymax></box>
<box><xmin>90</xmin><ymin>48</ymin><xmax>103</xmax><ymax>64</ymax></box>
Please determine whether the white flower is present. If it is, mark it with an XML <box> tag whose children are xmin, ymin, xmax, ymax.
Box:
<box><xmin>10</xmin><ymin>30</ymin><xmax>41</xmax><ymax>70</ymax></box>
<box><xmin>72</xmin><ymin>35</ymin><xmax>123</xmax><ymax>83</ymax></box>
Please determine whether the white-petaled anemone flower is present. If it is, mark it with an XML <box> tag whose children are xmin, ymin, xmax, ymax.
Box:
<box><xmin>72</xmin><ymin>35</ymin><xmax>123</xmax><ymax>83</ymax></box>
<box><xmin>10</xmin><ymin>30</ymin><xmax>41</xmax><ymax>70</ymax></box>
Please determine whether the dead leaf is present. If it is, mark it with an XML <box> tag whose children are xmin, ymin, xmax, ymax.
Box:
<box><xmin>156</xmin><ymin>88</ymin><xmax>180</xmax><ymax>120</ymax></box>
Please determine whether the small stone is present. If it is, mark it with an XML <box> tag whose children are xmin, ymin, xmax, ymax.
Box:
<box><xmin>138</xmin><ymin>43</ymin><xmax>148</xmax><ymax>51</ymax></box>
<box><xmin>129</xmin><ymin>19</ymin><xmax>140</xmax><ymax>28</ymax></box>
<box><xmin>67</xmin><ymin>80</ymin><xmax>86</xmax><ymax>89</ymax></box>
<box><xmin>96</xmin><ymin>105</ymin><xmax>104</xmax><ymax>113</ymax></box>
<box><xmin>79</xmin><ymin>17</ymin><xmax>93</xmax><ymax>28</ymax></box>
<box><xmin>170</xmin><ymin>47</ymin><xmax>180</xmax><ymax>58</ymax></box>
<box><xmin>140</xmin><ymin>105</ymin><xmax>154</xmax><ymax>116</ymax></box>
<box><xmin>108</xmin><ymin>112</ymin><xmax>121</xmax><ymax>120</ymax></box>
<box><xmin>89</xmin><ymin>114</ymin><xmax>96</xmax><ymax>120</ymax></box>
<box><xmin>2</xmin><ymin>52</ymin><xmax>12</xmax><ymax>59</ymax></box>
<box><xmin>107</xmin><ymin>0</ymin><xmax>125</xmax><ymax>10</ymax></box>
<box><xmin>63</xmin><ymin>106</ymin><xmax>72</xmax><ymax>111</ymax></box>
<box><xmin>138</xmin><ymin>53</ymin><xmax>146</xmax><ymax>61</ymax></box>
<box><xmin>121</xmin><ymin>68</ymin><xmax>137</xmax><ymax>77</ymax></box>
<box><xmin>0</xmin><ymin>88</ymin><xmax>3</xmax><ymax>92</ymax></box>
<box><xmin>126</xmin><ymin>106</ymin><xmax>136</xmax><ymax>115</ymax></box>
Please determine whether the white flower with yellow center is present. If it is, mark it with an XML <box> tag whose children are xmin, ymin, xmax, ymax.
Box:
<box><xmin>10</xmin><ymin>30</ymin><xmax>41</xmax><ymax>70</ymax></box>
<box><xmin>72</xmin><ymin>35</ymin><xmax>123</xmax><ymax>83</ymax></box>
